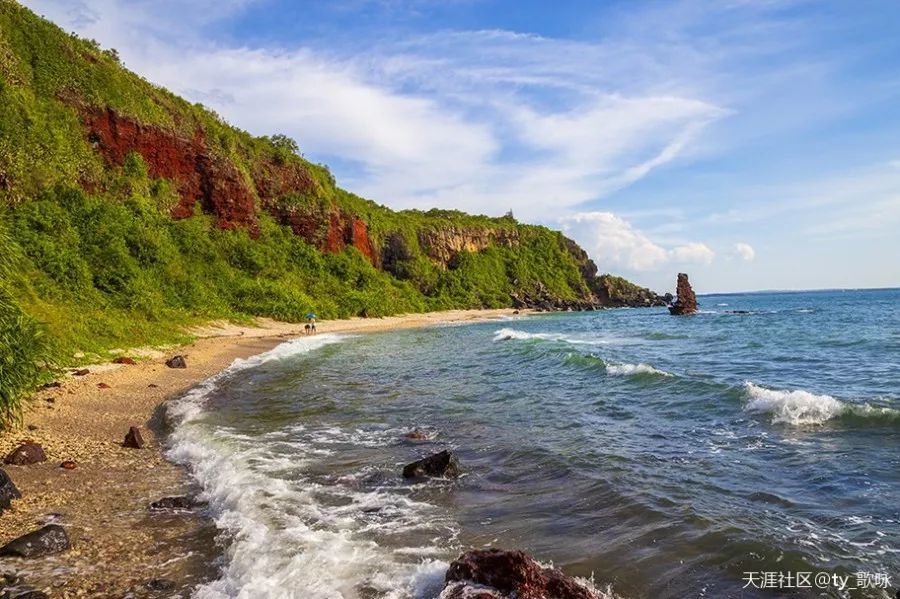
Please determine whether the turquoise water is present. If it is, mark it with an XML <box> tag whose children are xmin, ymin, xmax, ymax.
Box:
<box><xmin>169</xmin><ymin>289</ymin><xmax>900</xmax><ymax>599</ymax></box>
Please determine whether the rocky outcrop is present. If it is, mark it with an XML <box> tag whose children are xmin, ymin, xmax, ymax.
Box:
<box><xmin>402</xmin><ymin>450</ymin><xmax>460</xmax><ymax>479</ymax></box>
<box><xmin>668</xmin><ymin>273</ymin><xmax>698</xmax><ymax>315</ymax></box>
<box><xmin>82</xmin><ymin>107</ymin><xmax>260</xmax><ymax>234</ymax></box>
<box><xmin>441</xmin><ymin>549</ymin><xmax>599</xmax><ymax>599</ymax></box>
<box><xmin>418</xmin><ymin>227</ymin><xmax>519</xmax><ymax>268</ymax></box>
<box><xmin>3</xmin><ymin>443</ymin><xmax>46</xmax><ymax>466</ymax></box>
<box><xmin>594</xmin><ymin>274</ymin><xmax>666</xmax><ymax>308</ymax></box>
<box><xmin>0</xmin><ymin>468</ymin><xmax>21</xmax><ymax>514</ymax></box>
<box><xmin>0</xmin><ymin>525</ymin><xmax>70</xmax><ymax>558</ymax></box>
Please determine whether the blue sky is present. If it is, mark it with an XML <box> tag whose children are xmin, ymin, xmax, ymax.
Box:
<box><xmin>24</xmin><ymin>0</ymin><xmax>900</xmax><ymax>293</ymax></box>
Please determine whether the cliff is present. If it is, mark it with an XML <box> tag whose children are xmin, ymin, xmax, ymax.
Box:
<box><xmin>0</xmin><ymin>1</ymin><xmax>661</xmax><ymax>421</ymax></box>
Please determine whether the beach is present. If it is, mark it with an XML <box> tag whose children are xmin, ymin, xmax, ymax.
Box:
<box><xmin>0</xmin><ymin>309</ymin><xmax>522</xmax><ymax>598</ymax></box>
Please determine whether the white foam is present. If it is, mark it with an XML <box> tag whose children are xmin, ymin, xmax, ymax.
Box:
<box><xmin>166</xmin><ymin>334</ymin><xmax>455</xmax><ymax>598</ymax></box>
<box><xmin>743</xmin><ymin>382</ymin><xmax>847</xmax><ymax>425</ymax></box>
<box><xmin>605</xmin><ymin>362</ymin><xmax>672</xmax><ymax>377</ymax></box>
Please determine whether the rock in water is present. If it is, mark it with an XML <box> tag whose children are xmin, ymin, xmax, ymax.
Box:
<box><xmin>123</xmin><ymin>426</ymin><xmax>145</xmax><ymax>449</ymax></box>
<box><xmin>4</xmin><ymin>443</ymin><xmax>47</xmax><ymax>466</ymax></box>
<box><xmin>402</xmin><ymin>450</ymin><xmax>460</xmax><ymax>479</ymax></box>
<box><xmin>165</xmin><ymin>355</ymin><xmax>187</xmax><ymax>369</ymax></box>
<box><xmin>0</xmin><ymin>468</ymin><xmax>22</xmax><ymax>514</ymax></box>
<box><xmin>149</xmin><ymin>496</ymin><xmax>195</xmax><ymax>511</ymax></box>
<box><xmin>668</xmin><ymin>272</ymin><xmax>698</xmax><ymax>315</ymax></box>
<box><xmin>442</xmin><ymin>549</ymin><xmax>599</xmax><ymax>599</ymax></box>
<box><xmin>0</xmin><ymin>525</ymin><xmax>70</xmax><ymax>558</ymax></box>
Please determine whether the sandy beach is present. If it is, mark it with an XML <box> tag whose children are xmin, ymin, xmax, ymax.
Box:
<box><xmin>0</xmin><ymin>309</ymin><xmax>522</xmax><ymax>598</ymax></box>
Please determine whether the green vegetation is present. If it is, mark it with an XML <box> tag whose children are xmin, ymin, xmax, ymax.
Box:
<box><xmin>0</xmin><ymin>2</ymin><xmax>646</xmax><ymax>428</ymax></box>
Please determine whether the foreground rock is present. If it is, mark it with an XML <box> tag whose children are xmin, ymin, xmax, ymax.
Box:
<box><xmin>442</xmin><ymin>549</ymin><xmax>599</xmax><ymax>599</ymax></box>
<box><xmin>165</xmin><ymin>355</ymin><xmax>187</xmax><ymax>369</ymax></box>
<box><xmin>402</xmin><ymin>450</ymin><xmax>460</xmax><ymax>479</ymax></box>
<box><xmin>4</xmin><ymin>443</ymin><xmax>46</xmax><ymax>466</ymax></box>
<box><xmin>0</xmin><ymin>468</ymin><xmax>22</xmax><ymax>514</ymax></box>
<box><xmin>0</xmin><ymin>525</ymin><xmax>70</xmax><ymax>558</ymax></box>
<box><xmin>667</xmin><ymin>272</ymin><xmax>698</xmax><ymax>315</ymax></box>
<box><xmin>123</xmin><ymin>426</ymin><xmax>145</xmax><ymax>449</ymax></box>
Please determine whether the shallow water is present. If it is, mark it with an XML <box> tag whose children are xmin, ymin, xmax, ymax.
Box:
<box><xmin>167</xmin><ymin>289</ymin><xmax>900</xmax><ymax>599</ymax></box>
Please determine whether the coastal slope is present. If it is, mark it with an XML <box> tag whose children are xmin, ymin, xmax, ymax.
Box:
<box><xmin>0</xmin><ymin>1</ymin><xmax>658</xmax><ymax>421</ymax></box>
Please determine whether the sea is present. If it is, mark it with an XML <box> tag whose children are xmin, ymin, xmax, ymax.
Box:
<box><xmin>165</xmin><ymin>288</ymin><xmax>900</xmax><ymax>599</ymax></box>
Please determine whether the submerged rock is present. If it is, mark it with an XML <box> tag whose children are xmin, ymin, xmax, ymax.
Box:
<box><xmin>144</xmin><ymin>578</ymin><xmax>176</xmax><ymax>591</ymax></box>
<box><xmin>0</xmin><ymin>469</ymin><xmax>22</xmax><ymax>514</ymax></box>
<box><xmin>3</xmin><ymin>443</ymin><xmax>46</xmax><ymax>466</ymax></box>
<box><xmin>0</xmin><ymin>525</ymin><xmax>70</xmax><ymax>558</ymax></box>
<box><xmin>442</xmin><ymin>549</ymin><xmax>599</xmax><ymax>599</ymax></box>
<box><xmin>667</xmin><ymin>272</ymin><xmax>698</xmax><ymax>315</ymax></box>
<box><xmin>405</xmin><ymin>430</ymin><xmax>428</xmax><ymax>441</ymax></box>
<box><xmin>165</xmin><ymin>355</ymin><xmax>187</xmax><ymax>369</ymax></box>
<box><xmin>123</xmin><ymin>426</ymin><xmax>145</xmax><ymax>449</ymax></box>
<box><xmin>149</xmin><ymin>496</ymin><xmax>196</xmax><ymax>511</ymax></box>
<box><xmin>402</xmin><ymin>450</ymin><xmax>460</xmax><ymax>479</ymax></box>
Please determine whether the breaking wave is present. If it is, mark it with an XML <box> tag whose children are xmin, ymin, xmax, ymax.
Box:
<box><xmin>166</xmin><ymin>335</ymin><xmax>453</xmax><ymax>599</ymax></box>
<box><xmin>742</xmin><ymin>382</ymin><xmax>900</xmax><ymax>426</ymax></box>
<box><xmin>605</xmin><ymin>363</ymin><xmax>672</xmax><ymax>377</ymax></box>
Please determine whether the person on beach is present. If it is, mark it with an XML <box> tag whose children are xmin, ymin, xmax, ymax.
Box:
<box><xmin>306</xmin><ymin>313</ymin><xmax>317</xmax><ymax>335</ymax></box>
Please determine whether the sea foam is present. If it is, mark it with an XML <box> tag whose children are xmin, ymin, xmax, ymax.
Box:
<box><xmin>605</xmin><ymin>363</ymin><xmax>672</xmax><ymax>377</ymax></box>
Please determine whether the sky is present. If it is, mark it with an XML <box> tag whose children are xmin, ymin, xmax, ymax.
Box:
<box><xmin>22</xmin><ymin>0</ymin><xmax>900</xmax><ymax>293</ymax></box>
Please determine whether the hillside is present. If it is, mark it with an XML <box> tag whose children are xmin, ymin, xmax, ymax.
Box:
<box><xmin>0</xmin><ymin>1</ymin><xmax>661</xmax><ymax>424</ymax></box>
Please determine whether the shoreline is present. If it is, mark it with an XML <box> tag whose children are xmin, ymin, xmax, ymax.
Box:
<box><xmin>0</xmin><ymin>308</ymin><xmax>524</xmax><ymax>597</ymax></box>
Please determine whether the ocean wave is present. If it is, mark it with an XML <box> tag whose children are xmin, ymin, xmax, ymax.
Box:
<box><xmin>605</xmin><ymin>363</ymin><xmax>672</xmax><ymax>377</ymax></box>
<box><xmin>492</xmin><ymin>327</ymin><xmax>613</xmax><ymax>346</ymax></box>
<box><xmin>742</xmin><ymin>382</ymin><xmax>900</xmax><ymax>426</ymax></box>
<box><xmin>166</xmin><ymin>335</ymin><xmax>454</xmax><ymax>599</ymax></box>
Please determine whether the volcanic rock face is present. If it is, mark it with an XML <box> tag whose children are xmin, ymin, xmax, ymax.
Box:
<box><xmin>441</xmin><ymin>549</ymin><xmax>599</xmax><ymax>599</ymax></box>
<box><xmin>668</xmin><ymin>272</ymin><xmax>698</xmax><ymax>315</ymax></box>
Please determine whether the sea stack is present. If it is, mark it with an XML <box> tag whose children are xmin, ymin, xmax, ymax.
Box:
<box><xmin>668</xmin><ymin>273</ymin><xmax>698</xmax><ymax>315</ymax></box>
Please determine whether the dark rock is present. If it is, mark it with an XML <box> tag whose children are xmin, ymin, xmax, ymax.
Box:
<box><xmin>26</xmin><ymin>425</ymin><xmax>37</xmax><ymax>432</ymax></box>
<box><xmin>113</xmin><ymin>356</ymin><xmax>137</xmax><ymax>365</ymax></box>
<box><xmin>148</xmin><ymin>383</ymin><xmax>159</xmax><ymax>388</ymax></box>
<box><xmin>39</xmin><ymin>382</ymin><xmax>61</xmax><ymax>390</ymax></box>
<box><xmin>71</xmin><ymin>369</ymin><xmax>90</xmax><ymax>376</ymax></box>
<box><xmin>668</xmin><ymin>273</ymin><xmax>698</xmax><ymax>315</ymax></box>
<box><xmin>60</xmin><ymin>461</ymin><xmax>77</xmax><ymax>470</ymax></box>
<box><xmin>402</xmin><ymin>450</ymin><xmax>460</xmax><ymax>479</ymax></box>
<box><xmin>0</xmin><ymin>525</ymin><xmax>70</xmax><ymax>558</ymax></box>
<box><xmin>4</xmin><ymin>443</ymin><xmax>46</xmax><ymax>466</ymax></box>
<box><xmin>44</xmin><ymin>398</ymin><xmax>54</xmax><ymax>404</ymax></box>
<box><xmin>165</xmin><ymin>355</ymin><xmax>187</xmax><ymax>369</ymax></box>
<box><xmin>149</xmin><ymin>496</ymin><xmax>196</xmax><ymax>511</ymax></box>
<box><xmin>97</xmin><ymin>382</ymin><xmax>111</xmax><ymax>389</ymax></box>
<box><xmin>0</xmin><ymin>469</ymin><xmax>21</xmax><ymax>514</ymax></box>
<box><xmin>123</xmin><ymin>426</ymin><xmax>145</xmax><ymax>449</ymax></box>
<box><xmin>405</xmin><ymin>430</ymin><xmax>427</xmax><ymax>441</ymax></box>
<box><xmin>145</xmin><ymin>578</ymin><xmax>176</xmax><ymax>591</ymax></box>
<box><xmin>444</xmin><ymin>549</ymin><xmax>598</xmax><ymax>599</ymax></box>
<box><xmin>1</xmin><ymin>589</ymin><xmax>49</xmax><ymax>599</ymax></box>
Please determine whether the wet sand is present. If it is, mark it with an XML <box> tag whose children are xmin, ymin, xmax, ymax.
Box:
<box><xmin>0</xmin><ymin>309</ymin><xmax>522</xmax><ymax>598</ymax></box>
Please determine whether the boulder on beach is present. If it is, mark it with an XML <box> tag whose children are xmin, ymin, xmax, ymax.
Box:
<box><xmin>402</xmin><ymin>450</ymin><xmax>460</xmax><ymax>479</ymax></box>
<box><xmin>123</xmin><ymin>426</ymin><xmax>145</xmax><ymax>449</ymax></box>
<box><xmin>442</xmin><ymin>549</ymin><xmax>599</xmax><ymax>599</ymax></box>
<box><xmin>667</xmin><ymin>273</ymin><xmax>698</xmax><ymax>315</ymax></box>
<box><xmin>113</xmin><ymin>356</ymin><xmax>137</xmax><ymax>365</ymax></box>
<box><xmin>0</xmin><ymin>525</ymin><xmax>70</xmax><ymax>558</ymax></box>
<box><xmin>0</xmin><ymin>468</ymin><xmax>22</xmax><ymax>514</ymax></box>
<box><xmin>3</xmin><ymin>443</ymin><xmax>47</xmax><ymax>466</ymax></box>
<box><xmin>165</xmin><ymin>355</ymin><xmax>187</xmax><ymax>369</ymax></box>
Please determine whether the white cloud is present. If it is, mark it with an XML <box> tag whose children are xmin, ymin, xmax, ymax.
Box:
<box><xmin>559</xmin><ymin>212</ymin><xmax>714</xmax><ymax>272</ymax></box>
<box><xmin>671</xmin><ymin>242</ymin><xmax>715</xmax><ymax>265</ymax></box>
<box><xmin>22</xmin><ymin>0</ymin><xmax>727</xmax><ymax>222</ymax></box>
<box><xmin>733</xmin><ymin>242</ymin><xmax>755</xmax><ymax>261</ymax></box>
